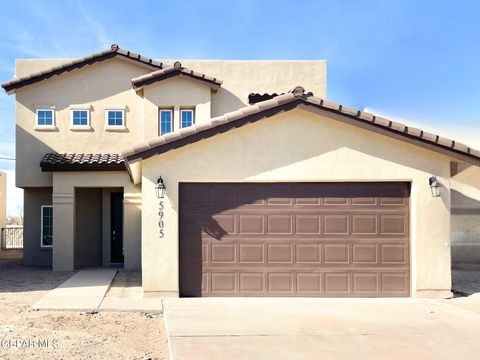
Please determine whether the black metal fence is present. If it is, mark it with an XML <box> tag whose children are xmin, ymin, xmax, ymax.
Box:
<box><xmin>1</xmin><ymin>226</ymin><xmax>23</xmax><ymax>250</ymax></box>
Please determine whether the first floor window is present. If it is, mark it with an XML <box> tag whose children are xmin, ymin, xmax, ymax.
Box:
<box><xmin>160</xmin><ymin>109</ymin><xmax>173</xmax><ymax>135</ymax></box>
<box><xmin>107</xmin><ymin>110</ymin><xmax>124</xmax><ymax>127</ymax></box>
<box><xmin>71</xmin><ymin>109</ymin><xmax>89</xmax><ymax>127</ymax></box>
<box><xmin>41</xmin><ymin>205</ymin><xmax>53</xmax><ymax>248</ymax></box>
<box><xmin>180</xmin><ymin>109</ymin><xmax>194</xmax><ymax>128</ymax></box>
<box><xmin>37</xmin><ymin>109</ymin><xmax>54</xmax><ymax>126</ymax></box>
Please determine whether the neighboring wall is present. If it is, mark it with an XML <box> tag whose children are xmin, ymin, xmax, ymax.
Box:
<box><xmin>0</xmin><ymin>172</ymin><xmax>6</xmax><ymax>230</ymax></box>
<box><xmin>451</xmin><ymin>188</ymin><xmax>480</xmax><ymax>265</ymax></box>
<box><xmin>75</xmin><ymin>188</ymin><xmax>103</xmax><ymax>267</ymax></box>
<box><xmin>23</xmin><ymin>187</ymin><xmax>52</xmax><ymax>267</ymax></box>
<box><xmin>140</xmin><ymin>109</ymin><xmax>452</xmax><ymax>297</ymax></box>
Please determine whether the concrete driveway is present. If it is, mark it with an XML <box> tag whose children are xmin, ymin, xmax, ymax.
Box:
<box><xmin>163</xmin><ymin>297</ymin><xmax>480</xmax><ymax>360</ymax></box>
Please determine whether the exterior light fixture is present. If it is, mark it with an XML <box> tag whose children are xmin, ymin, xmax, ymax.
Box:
<box><xmin>155</xmin><ymin>176</ymin><xmax>166</xmax><ymax>199</ymax></box>
<box><xmin>429</xmin><ymin>176</ymin><xmax>441</xmax><ymax>197</ymax></box>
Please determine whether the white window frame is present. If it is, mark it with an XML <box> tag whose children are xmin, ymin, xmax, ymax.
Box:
<box><xmin>105</xmin><ymin>109</ymin><xmax>126</xmax><ymax>130</ymax></box>
<box><xmin>159</xmin><ymin>109</ymin><xmax>174</xmax><ymax>135</ymax></box>
<box><xmin>35</xmin><ymin>109</ymin><xmax>55</xmax><ymax>129</ymax></box>
<box><xmin>180</xmin><ymin>109</ymin><xmax>195</xmax><ymax>129</ymax></box>
<box><xmin>40</xmin><ymin>205</ymin><xmax>53</xmax><ymax>248</ymax></box>
<box><xmin>70</xmin><ymin>109</ymin><xmax>91</xmax><ymax>130</ymax></box>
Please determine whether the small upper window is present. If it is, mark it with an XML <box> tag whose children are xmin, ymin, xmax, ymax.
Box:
<box><xmin>36</xmin><ymin>109</ymin><xmax>54</xmax><ymax>127</ymax></box>
<box><xmin>41</xmin><ymin>205</ymin><xmax>53</xmax><ymax>248</ymax></box>
<box><xmin>180</xmin><ymin>109</ymin><xmax>194</xmax><ymax>128</ymax></box>
<box><xmin>160</xmin><ymin>109</ymin><xmax>173</xmax><ymax>135</ymax></box>
<box><xmin>71</xmin><ymin>110</ymin><xmax>89</xmax><ymax>127</ymax></box>
<box><xmin>106</xmin><ymin>110</ymin><xmax>124</xmax><ymax>128</ymax></box>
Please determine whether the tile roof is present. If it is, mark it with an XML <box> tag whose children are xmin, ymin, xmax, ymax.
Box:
<box><xmin>123</xmin><ymin>86</ymin><xmax>480</xmax><ymax>167</ymax></box>
<box><xmin>249</xmin><ymin>91</ymin><xmax>312</xmax><ymax>104</ymax></box>
<box><xmin>131</xmin><ymin>61</ymin><xmax>222</xmax><ymax>91</ymax></box>
<box><xmin>1</xmin><ymin>44</ymin><xmax>164</xmax><ymax>93</ymax></box>
<box><xmin>40</xmin><ymin>153</ymin><xmax>125</xmax><ymax>172</ymax></box>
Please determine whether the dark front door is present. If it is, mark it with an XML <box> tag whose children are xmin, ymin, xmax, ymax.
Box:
<box><xmin>110</xmin><ymin>192</ymin><xmax>124</xmax><ymax>264</ymax></box>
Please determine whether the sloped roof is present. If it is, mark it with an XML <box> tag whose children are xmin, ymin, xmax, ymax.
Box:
<box><xmin>1</xmin><ymin>44</ymin><xmax>164</xmax><ymax>93</ymax></box>
<box><xmin>123</xmin><ymin>86</ymin><xmax>480</xmax><ymax>166</ymax></box>
<box><xmin>40</xmin><ymin>153</ymin><xmax>125</xmax><ymax>172</ymax></box>
<box><xmin>131</xmin><ymin>61</ymin><xmax>222</xmax><ymax>91</ymax></box>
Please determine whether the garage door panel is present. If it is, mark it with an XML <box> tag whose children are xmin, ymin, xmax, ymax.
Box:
<box><xmin>239</xmin><ymin>243</ymin><xmax>265</xmax><ymax>263</ymax></box>
<box><xmin>239</xmin><ymin>273</ymin><xmax>265</xmax><ymax>292</ymax></box>
<box><xmin>180</xmin><ymin>182</ymin><xmax>410</xmax><ymax>297</ymax></box>
<box><xmin>295</xmin><ymin>214</ymin><xmax>321</xmax><ymax>234</ymax></box>
<box><xmin>380</xmin><ymin>215</ymin><xmax>407</xmax><ymax>235</ymax></box>
<box><xmin>353</xmin><ymin>273</ymin><xmax>379</xmax><ymax>293</ymax></box>
<box><xmin>268</xmin><ymin>273</ymin><xmax>294</xmax><ymax>292</ymax></box>
<box><xmin>297</xmin><ymin>273</ymin><xmax>322</xmax><ymax>292</ymax></box>
<box><xmin>267</xmin><ymin>244</ymin><xmax>293</xmax><ymax>263</ymax></box>
<box><xmin>295</xmin><ymin>244</ymin><xmax>321</xmax><ymax>263</ymax></box>
<box><xmin>239</xmin><ymin>214</ymin><xmax>265</xmax><ymax>234</ymax></box>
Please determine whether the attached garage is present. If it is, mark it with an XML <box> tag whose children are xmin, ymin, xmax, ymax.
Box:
<box><xmin>124</xmin><ymin>89</ymin><xmax>480</xmax><ymax>298</ymax></box>
<box><xmin>179</xmin><ymin>182</ymin><xmax>410</xmax><ymax>297</ymax></box>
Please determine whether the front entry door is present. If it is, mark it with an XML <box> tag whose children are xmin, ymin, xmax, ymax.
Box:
<box><xmin>110</xmin><ymin>192</ymin><xmax>124</xmax><ymax>264</ymax></box>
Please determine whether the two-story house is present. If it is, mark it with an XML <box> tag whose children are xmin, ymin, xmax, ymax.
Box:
<box><xmin>3</xmin><ymin>44</ymin><xmax>480</xmax><ymax>298</ymax></box>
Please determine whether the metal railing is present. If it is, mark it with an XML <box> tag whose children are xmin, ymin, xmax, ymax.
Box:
<box><xmin>1</xmin><ymin>226</ymin><xmax>24</xmax><ymax>250</ymax></box>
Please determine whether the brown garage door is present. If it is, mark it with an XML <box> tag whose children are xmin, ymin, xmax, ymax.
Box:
<box><xmin>179</xmin><ymin>182</ymin><xmax>410</xmax><ymax>297</ymax></box>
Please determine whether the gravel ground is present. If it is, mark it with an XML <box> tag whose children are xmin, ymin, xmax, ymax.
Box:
<box><xmin>0</xmin><ymin>251</ymin><xmax>169</xmax><ymax>360</ymax></box>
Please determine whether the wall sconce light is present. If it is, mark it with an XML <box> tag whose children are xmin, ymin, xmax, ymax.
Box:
<box><xmin>155</xmin><ymin>176</ymin><xmax>166</xmax><ymax>199</ymax></box>
<box><xmin>429</xmin><ymin>176</ymin><xmax>441</xmax><ymax>197</ymax></box>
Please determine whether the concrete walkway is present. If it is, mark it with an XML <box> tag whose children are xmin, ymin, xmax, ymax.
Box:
<box><xmin>163</xmin><ymin>297</ymin><xmax>480</xmax><ymax>360</ymax></box>
<box><xmin>33</xmin><ymin>269</ymin><xmax>117</xmax><ymax>311</ymax></box>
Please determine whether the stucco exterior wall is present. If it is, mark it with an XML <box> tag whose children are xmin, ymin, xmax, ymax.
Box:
<box><xmin>142</xmin><ymin>77</ymin><xmax>212</xmax><ymax>138</ymax></box>
<box><xmin>140</xmin><ymin>109</ymin><xmax>452</xmax><ymax>297</ymax></box>
<box><xmin>13</xmin><ymin>57</ymin><xmax>326</xmax><ymax>190</ymax></box>
<box><xmin>23</xmin><ymin>187</ymin><xmax>53</xmax><ymax>267</ymax></box>
<box><xmin>15</xmin><ymin>58</ymin><xmax>152</xmax><ymax>188</ymax></box>
<box><xmin>52</xmin><ymin>171</ymin><xmax>141</xmax><ymax>271</ymax></box>
<box><xmin>173</xmin><ymin>60</ymin><xmax>327</xmax><ymax>117</ymax></box>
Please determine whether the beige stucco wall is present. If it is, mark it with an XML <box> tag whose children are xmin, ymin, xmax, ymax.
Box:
<box><xmin>140</xmin><ymin>108</ymin><xmax>452</xmax><ymax>297</ymax></box>
<box><xmin>171</xmin><ymin>60</ymin><xmax>327</xmax><ymax>117</ymax></box>
<box><xmin>52</xmin><ymin>171</ymin><xmax>141</xmax><ymax>271</ymax></box>
<box><xmin>13</xmin><ymin>57</ymin><xmax>326</xmax><ymax>188</ymax></box>
<box><xmin>15</xmin><ymin>58</ymin><xmax>150</xmax><ymax>188</ymax></box>
<box><xmin>142</xmin><ymin>77</ymin><xmax>212</xmax><ymax>138</ymax></box>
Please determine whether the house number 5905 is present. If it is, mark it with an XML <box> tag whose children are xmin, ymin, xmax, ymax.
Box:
<box><xmin>158</xmin><ymin>200</ymin><xmax>165</xmax><ymax>238</ymax></box>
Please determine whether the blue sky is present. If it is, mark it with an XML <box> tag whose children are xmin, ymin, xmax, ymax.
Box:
<box><xmin>0</xmin><ymin>0</ymin><xmax>479</xmax><ymax>214</ymax></box>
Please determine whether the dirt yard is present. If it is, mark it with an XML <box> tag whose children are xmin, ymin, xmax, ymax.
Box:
<box><xmin>0</xmin><ymin>251</ymin><xmax>169</xmax><ymax>360</ymax></box>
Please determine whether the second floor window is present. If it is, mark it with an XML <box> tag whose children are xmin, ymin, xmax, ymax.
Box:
<box><xmin>71</xmin><ymin>110</ymin><xmax>89</xmax><ymax>127</ymax></box>
<box><xmin>181</xmin><ymin>109</ymin><xmax>194</xmax><ymax>128</ymax></box>
<box><xmin>106</xmin><ymin>110</ymin><xmax>124</xmax><ymax>128</ymax></box>
<box><xmin>36</xmin><ymin>109</ymin><xmax>54</xmax><ymax>127</ymax></box>
<box><xmin>160</xmin><ymin>109</ymin><xmax>173</xmax><ymax>135</ymax></box>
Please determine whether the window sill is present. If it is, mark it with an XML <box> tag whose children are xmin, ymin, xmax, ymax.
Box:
<box><xmin>105</xmin><ymin>126</ymin><xmax>128</xmax><ymax>132</ymax></box>
<box><xmin>70</xmin><ymin>126</ymin><xmax>93</xmax><ymax>132</ymax></box>
<box><xmin>40</xmin><ymin>246</ymin><xmax>52</xmax><ymax>251</ymax></box>
<box><xmin>34</xmin><ymin>125</ymin><xmax>58</xmax><ymax>132</ymax></box>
